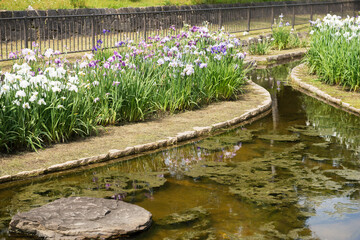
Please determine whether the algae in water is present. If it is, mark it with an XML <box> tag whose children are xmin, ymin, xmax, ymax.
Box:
<box><xmin>258</xmin><ymin>134</ymin><xmax>300</xmax><ymax>142</ymax></box>
<box><xmin>157</xmin><ymin>206</ymin><xmax>209</xmax><ymax>226</ymax></box>
<box><xmin>196</xmin><ymin>130</ymin><xmax>254</xmax><ymax>151</ymax></box>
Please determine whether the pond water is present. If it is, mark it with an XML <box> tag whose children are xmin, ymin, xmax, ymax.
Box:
<box><xmin>2</xmin><ymin>62</ymin><xmax>360</xmax><ymax>239</ymax></box>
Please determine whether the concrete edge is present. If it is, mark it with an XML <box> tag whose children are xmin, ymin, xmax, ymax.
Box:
<box><xmin>0</xmin><ymin>81</ymin><xmax>272</xmax><ymax>184</ymax></box>
<box><xmin>246</xmin><ymin>49</ymin><xmax>307</xmax><ymax>67</ymax></box>
<box><xmin>290</xmin><ymin>63</ymin><xmax>360</xmax><ymax>116</ymax></box>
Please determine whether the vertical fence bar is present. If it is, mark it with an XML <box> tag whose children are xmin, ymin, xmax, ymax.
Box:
<box><xmin>10</xmin><ymin>20</ymin><xmax>13</xmax><ymax>53</ymax></box>
<box><xmin>24</xmin><ymin>17</ymin><xmax>28</xmax><ymax>49</ymax></box>
<box><xmin>1</xmin><ymin>23</ymin><xmax>3</xmax><ymax>60</ymax></box>
<box><xmin>247</xmin><ymin>7</ymin><xmax>251</xmax><ymax>32</ymax></box>
<box><xmin>143</xmin><ymin>13</ymin><xmax>147</xmax><ymax>40</ymax></box>
<box><xmin>271</xmin><ymin>6</ymin><xmax>274</xmax><ymax>29</ymax></box>
<box><xmin>340</xmin><ymin>2</ymin><xmax>343</xmax><ymax>18</ymax></box>
<box><xmin>292</xmin><ymin>5</ymin><xmax>295</xmax><ymax>28</ymax></box>
<box><xmin>47</xmin><ymin>18</ymin><xmax>50</xmax><ymax>50</ymax></box>
<box><xmin>92</xmin><ymin>14</ymin><xmax>96</xmax><ymax>51</ymax></box>
<box><xmin>310</xmin><ymin>4</ymin><xmax>313</xmax><ymax>22</ymax></box>
<box><xmin>4</xmin><ymin>23</ymin><xmax>10</xmax><ymax>57</ymax></box>
<box><xmin>218</xmin><ymin>9</ymin><xmax>222</xmax><ymax>30</ymax></box>
<box><xmin>53</xmin><ymin>19</ymin><xmax>55</xmax><ymax>52</ymax></box>
<box><xmin>60</xmin><ymin>18</ymin><xmax>63</xmax><ymax>52</ymax></box>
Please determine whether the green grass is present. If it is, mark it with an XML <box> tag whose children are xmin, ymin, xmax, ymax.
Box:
<box><xmin>2</xmin><ymin>0</ymin><xmax>302</xmax><ymax>11</ymax></box>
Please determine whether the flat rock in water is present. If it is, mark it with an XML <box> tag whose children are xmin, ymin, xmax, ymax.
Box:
<box><xmin>9</xmin><ymin>197</ymin><xmax>152</xmax><ymax>239</ymax></box>
<box><xmin>258</xmin><ymin>134</ymin><xmax>300</xmax><ymax>142</ymax></box>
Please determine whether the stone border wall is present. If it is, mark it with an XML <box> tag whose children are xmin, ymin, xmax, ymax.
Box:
<box><xmin>290</xmin><ymin>63</ymin><xmax>360</xmax><ymax>115</ymax></box>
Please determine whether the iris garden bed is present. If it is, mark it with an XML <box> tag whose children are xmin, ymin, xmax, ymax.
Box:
<box><xmin>306</xmin><ymin>14</ymin><xmax>360</xmax><ymax>91</ymax></box>
<box><xmin>0</xmin><ymin>24</ymin><xmax>249</xmax><ymax>153</ymax></box>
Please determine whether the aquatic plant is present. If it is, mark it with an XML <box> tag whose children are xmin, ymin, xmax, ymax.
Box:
<box><xmin>0</xmin><ymin>24</ymin><xmax>248</xmax><ymax>152</ymax></box>
<box><xmin>305</xmin><ymin>14</ymin><xmax>360</xmax><ymax>90</ymax></box>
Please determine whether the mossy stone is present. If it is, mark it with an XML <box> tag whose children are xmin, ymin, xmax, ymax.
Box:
<box><xmin>157</xmin><ymin>206</ymin><xmax>209</xmax><ymax>226</ymax></box>
<box><xmin>258</xmin><ymin>134</ymin><xmax>300</xmax><ymax>142</ymax></box>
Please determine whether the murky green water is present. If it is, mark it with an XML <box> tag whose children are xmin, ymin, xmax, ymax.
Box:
<box><xmin>2</xmin><ymin>62</ymin><xmax>360</xmax><ymax>239</ymax></box>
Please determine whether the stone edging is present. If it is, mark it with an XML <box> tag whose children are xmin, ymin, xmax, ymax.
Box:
<box><xmin>0</xmin><ymin>80</ymin><xmax>272</xmax><ymax>184</ymax></box>
<box><xmin>246</xmin><ymin>49</ymin><xmax>306</xmax><ymax>67</ymax></box>
<box><xmin>290</xmin><ymin>63</ymin><xmax>360</xmax><ymax>115</ymax></box>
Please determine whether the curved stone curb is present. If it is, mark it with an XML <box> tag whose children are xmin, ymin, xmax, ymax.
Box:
<box><xmin>265</xmin><ymin>50</ymin><xmax>306</xmax><ymax>62</ymax></box>
<box><xmin>0</xmin><ymin>81</ymin><xmax>272</xmax><ymax>184</ymax></box>
<box><xmin>290</xmin><ymin>64</ymin><xmax>360</xmax><ymax>115</ymax></box>
<box><xmin>246</xmin><ymin>49</ymin><xmax>307</xmax><ymax>67</ymax></box>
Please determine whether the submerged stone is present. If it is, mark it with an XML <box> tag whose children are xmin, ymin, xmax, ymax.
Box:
<box><xmin>325</xmin><ymin>168</ymin><xmax>360</xmax><ymax>181</ymax></box>
<box><xmin>312</xmin><ymin>142</ymin><xmax>330</xmax><ymax>148</ymax></box>
<box><xmin>96</xmin><ymin>171</ymin><xmax>167</xmax><ymax>197</ymax></box>
<box><xmin>287</xmin><ymin>125</ymin><xmax>321</xmax><ymax>137</ymax></box>
<box><xmin>164</xmin><ymin>229</ymin><xmax>216</xmax><ymax>240</ymax></box>
<box><xmin>9</xmin><ymin>197</ymin><xmax>152</xmax><ymax>239</ymax></box>
<box><xmin>258</xmin><ymin>134</ymin><xmax>300</xmax><ymax>142</ymax></box>
<box><xmin>195</xmin><ymin>130</ymin><xmax>254</xmax><ymax>151</ymax></box>
<box><xmin>157</xmin><ymin>206</ymin><xmax>209</xmax><ymax>226</ymax></box>
<box><xmin>306</xmin><ymin>153</ymin><xmax>330</xmax><ymax>162</ymax></box>
<box><xmin>195</xmin><ymin>138</ymin><xmax>230</xmax><ymax>151</ymax></box>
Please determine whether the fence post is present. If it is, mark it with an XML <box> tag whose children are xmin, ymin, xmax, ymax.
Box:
<box><xmin>218</xmin><ymin>9</ymin><xmax>222</xmax><ymax>30</ymax></box>
<box><xmin>271</xmin><ymin>6</ymin><xmax>274</xmax><ymax>29</ymax></box>
<box><xmin>340</xmin><ymin>2</ymin><xmax>343</xmax><ymax>18</ymax></box>
<box><xmin>92</xmin><ymin>14</ymin><xmax>96</xmax><ymax>52</ymax></box>
<box><xmin>310</xmin><ymin>4</ymin><xmax>313</xmax><ymax>22</ymax></box>
<box><xmin>143</xmin><ymin>13</ymin><xmax>147</xmax><ymax>40</ymax></box>
<box><xmin>292</xmin><ymin>5</ymin><xmax>295</xmax><ymax>28</ymax></box>
<box><xmin>24</xmin><ymin>16</ymin><xmax>28</xmax><ymax>49</ymax></box>
<box><xmin>247</xmin><ymin>7</ymin><xmax>251</xmax><ymax>32</ymax></box>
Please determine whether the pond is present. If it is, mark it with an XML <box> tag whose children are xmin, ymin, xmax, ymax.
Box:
<box><xmin>1</xmin><ymin>61</ymin><xmax>360</xmax><ymax>240</ymax></box>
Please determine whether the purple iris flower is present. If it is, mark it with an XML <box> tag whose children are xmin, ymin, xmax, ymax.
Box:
<box><xmin>190</xmin><ymin>26</ymin><xmax>199</xmax><ymax>32</ymax></box>
<box><xmin>103</xmin><ymin>61</ymin><xmax>110</xmax><ymax>69</ymax></box>
<box><xmin>8</xmin><ymin>52</ymin><xmax>17</xmax><ymax>59</ymax></box>
<box><xmin>88</xmin><ymin>61</ymin><xmax>97</xmax><ymax>68</ymax></box>
<box><xmin>188</xmin><ymin>40</ymin><xmax>197</xmax><ymax>46</ymax></box>
<box><xmin>115</xmin><ymin>41</ymin><xmax>125</xmax><ymax>47</ymax></box>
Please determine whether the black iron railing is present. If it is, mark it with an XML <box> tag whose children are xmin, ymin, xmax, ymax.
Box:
<box><xmin>0</xmin><ymin>0</ymin><xmax>358</xmax><ymax>61</ymax></box>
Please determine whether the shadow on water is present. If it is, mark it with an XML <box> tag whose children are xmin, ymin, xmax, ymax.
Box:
<box><xmin>1</xmin><ymin>61</ymin><xmax>360</xmax><ymax>239</ymax></box>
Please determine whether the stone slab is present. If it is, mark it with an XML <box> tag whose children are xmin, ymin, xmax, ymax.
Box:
<box><xmin>9</xmin><ymin>197</ymin><xmax>152</xmax><ymax>239</ymax></box>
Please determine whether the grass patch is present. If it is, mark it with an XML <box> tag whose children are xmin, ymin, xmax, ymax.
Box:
<box><xmin>1</xmin><ymin>0</ymin><xmax>301</xmax><ymax>11</ymax></box>
<box><xmin>294</xmin><ymin>64</ymin><xmax>360</xmax><ymax>109</ymax></box>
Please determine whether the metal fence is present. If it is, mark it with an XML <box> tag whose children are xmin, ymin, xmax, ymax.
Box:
<box><xmin>0</xmin><ymin>0</ymin><xmax>358</xmax><ymax>61</ymax></box>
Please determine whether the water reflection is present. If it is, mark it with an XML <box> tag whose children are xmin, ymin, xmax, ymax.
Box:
<box><xmin>1</xmin><ymin>62</ymin><xmax>360</xmax><ymax>239</ymax></box>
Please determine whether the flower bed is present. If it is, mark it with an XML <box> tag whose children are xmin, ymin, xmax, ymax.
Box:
<box><xmin>306</xmin><ymin>14</ymin><xmax>360</xmax><ymax>91</ymax></box>
<box><xmin>0</xmin><ymin>25</ymin><xmax>248</xmax><ymax>152</ymax></box>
